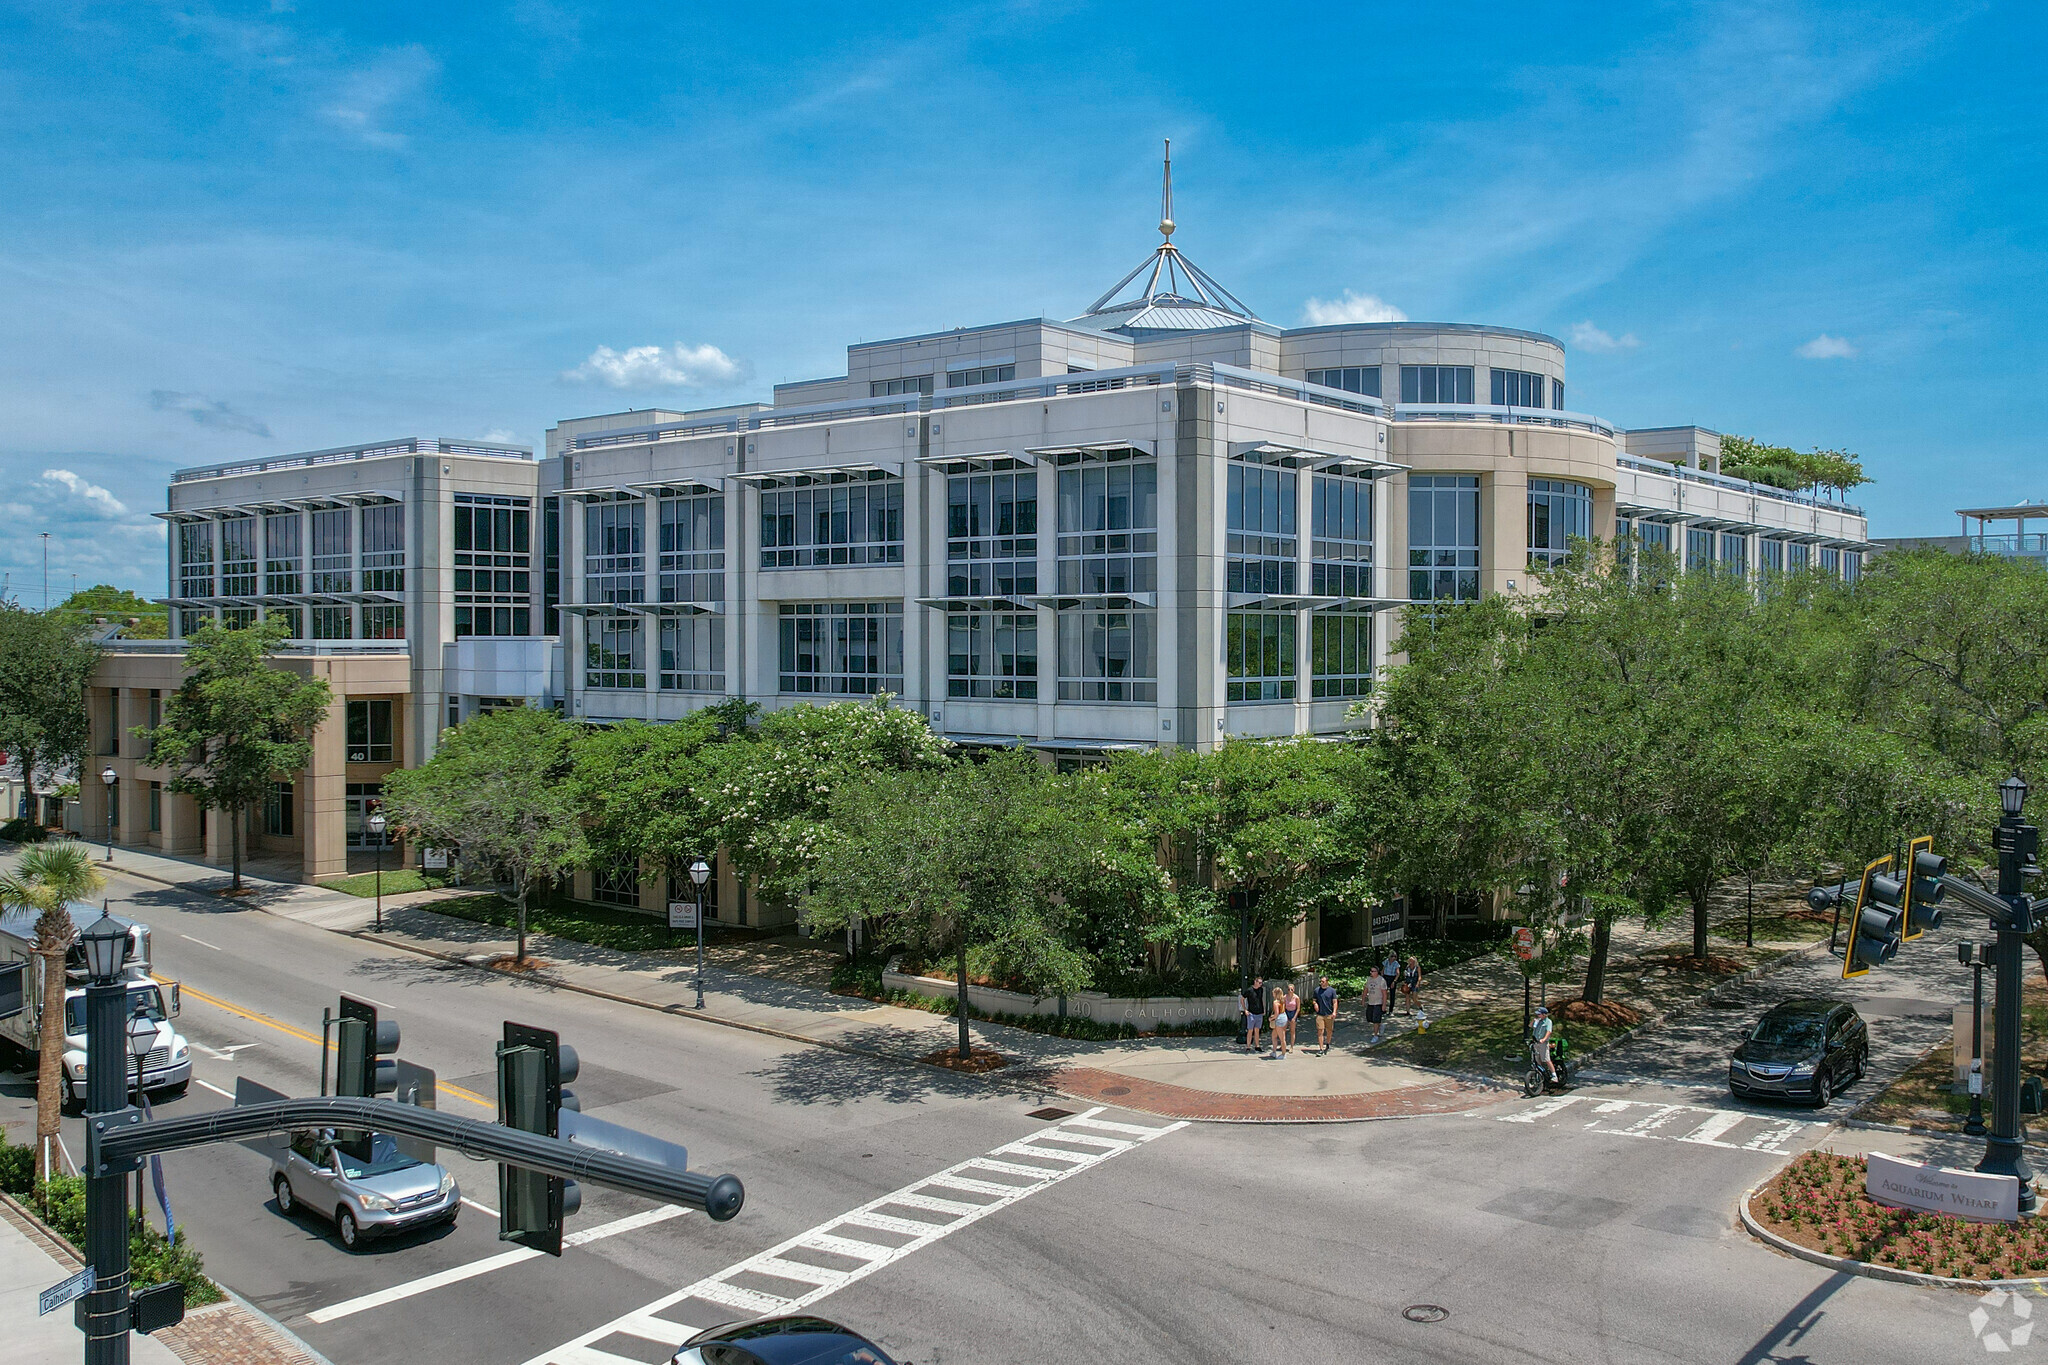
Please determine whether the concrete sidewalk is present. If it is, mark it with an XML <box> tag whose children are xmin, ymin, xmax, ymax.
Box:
<box><xmin>81</xmin><ymin>842</ymin><xmax>1509</xmax><ymax>1123</ymax></box>
<box><xmin>1</xmin><ymin>1196</ymin><xmax>181</xmax><ymax>1364</ymax></box>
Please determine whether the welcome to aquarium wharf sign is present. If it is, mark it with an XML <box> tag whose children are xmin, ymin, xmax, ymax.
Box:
<box><xmin>1865</xmin><ymin>1152</ymin><xmax>2021</xmax><ymax>1223</ymax></box>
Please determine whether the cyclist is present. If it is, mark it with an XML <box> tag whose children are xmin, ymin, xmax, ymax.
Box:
<box><xmin>1531</xmin><ymin>1005</ymin><xmax>1559</xmax><ymax>1087</ymax></box>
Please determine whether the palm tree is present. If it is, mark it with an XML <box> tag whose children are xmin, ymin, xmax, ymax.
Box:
<box><xmin>0</xmin><ymin>841</ymin><xmax>106</xmax><ymax>1183</ymax></box>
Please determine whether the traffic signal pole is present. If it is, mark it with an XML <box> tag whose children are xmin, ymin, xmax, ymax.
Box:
<box><xmin>1982</xmin><ymin>805</ymin><xmax>2038</xmax><ymax>1213</ymax></box>
<box><xmin>80</xmin><ymin>974</ymin><xmax>132</xmax><ymax>1364</ymax></box>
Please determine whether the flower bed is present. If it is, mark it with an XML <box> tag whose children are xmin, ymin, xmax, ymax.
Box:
<box><xmin>1753</xmin><ymin>1151</ymin><xmax>2048</xmax><ymax>1279</ymax></box>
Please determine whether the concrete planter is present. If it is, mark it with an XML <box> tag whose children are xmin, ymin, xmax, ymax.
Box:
<box><xmin>881</xmin><ymin>962</ymin><xmax>1241</xmax><ymax>1028</ymax></box>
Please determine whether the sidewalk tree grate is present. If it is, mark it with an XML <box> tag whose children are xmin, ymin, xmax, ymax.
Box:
<box><xmin>1026</xmin><ymin>1107</ymin><xmax>1074</xmax><ymax>1121</ymax></box>
<box><xmin>1098</xmin><ymin>1086</ymin><xmax>1131</xmax><ymax>1096</ymax></box>
<box><xmin>1403</xmin><ymin>1305</ymin><xmax>1449</xmax><ymax>1324</ymax></box>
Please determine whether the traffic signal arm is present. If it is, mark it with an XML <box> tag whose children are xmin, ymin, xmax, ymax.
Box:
<box><xmin>1938</xmin><ymin>874</ymin><xmax>2036</xmax><ymax>933</ymax></box>
<box><xmin>86</xmin><ymin>1098</ymin><xmax>745</xmax><ymax>1221</ymax></box>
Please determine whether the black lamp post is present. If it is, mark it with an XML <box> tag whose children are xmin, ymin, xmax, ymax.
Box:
<box><xmin>126</xmin><ymin>1012</ymin><xmax>153</xmax><ymax>1221</ymax></box>
<box><xmin>1962</xmin><ymin>939</ymin><xmax>1991</xmax><ymax>1137</ymax></box>
<box><xmin>101</xmin><ymin>766</ymin><xmax>117</xmax><ymax>862</ymax></box>
<box><xmin>366</xmin><ymin>811</ymin><xmax>387</xmax><ymax>933</ymax></box>
<box><xmin>78</xmin><ymin>908</ymin><xmax>133</xmax><ymax>1364</ymax></box>
<box><xmin>690</xmin><ymin>858</ymin><xmax>711</xmax><ymax>1011</ymax></box>
<box><xmin>1978</xmin><ymin>774</ymin><xmax>2038</xmax><ymax>1213</ymax></box>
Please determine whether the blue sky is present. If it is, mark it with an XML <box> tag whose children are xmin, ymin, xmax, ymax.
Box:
<box><xmin>2</xmin><ymin>1</ymin><xmax>2040</xmax><ymax>601</ymax></box>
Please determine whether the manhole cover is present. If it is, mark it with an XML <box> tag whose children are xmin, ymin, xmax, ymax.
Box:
<box><xmin>1402</xmin><ymin>1305</ymin><xmax>1449</xmax><ymax>1324</ymax></box>
<box><xmin>1100</xmin><ymin>1086</ymin><xmax>1131</xmax><ymax>1096</ymax></box>
<box><xmin>1027</xmin><ymin>1107</ymin><xmax>1074</xmax><ymax>1121</ymax></box>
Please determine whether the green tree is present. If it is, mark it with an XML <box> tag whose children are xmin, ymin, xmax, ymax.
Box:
<box><xmin>570</xmin><ymin>706</ymin><xmax>737</xmax><ymax>892</ymax></box>
<box><xmin>0</xmin><ymin>842</ymin><xmax>105</xmax><ymax>1181</ymax></box>
<box><xmin>0</xmin><ymin>604</ymin><xmax>102</xmax><ymax>832</ymax></box>
<box><xmin>704</xmin><ymin>698</ymin><xmax>952</xmax><ymax>906</ymax></box>
<box><xmin>380</xmin><ymin>706</ymin><xmax>588</xmax><ymax>964</ymax></box>
<box><xmin>802</xmin><ymin>749</ymin><xmax>1086</xmax><ymax>1058</ymax></box>
<box><xmin>136</xmin><ymin>618</ymin><xmax>331</xmax><ymax>892</ymax></box>
<box><xmin>55</xmin><ymin>585</ymin><xmax>168</xmax><ymax>639</ymax></box>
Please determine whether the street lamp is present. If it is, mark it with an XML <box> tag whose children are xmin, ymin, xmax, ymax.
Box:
<box><xmin>101</xmin><ymin>765</ymin><xmax>117</xmax><ymax>861</ymax></box>
<box><xmin>1981</xmin><ymin>772</ymin><xmax>2039</xmax><ymax>1214</ymax></box>
<box><xmin>690</xmin><ymin>858</ymin><xmax>711</xmax><ymax>1010</ymax></box>
<box><xmin>78</xmin><ymin>906</ymin><xmax>134</xmax><ymax>1363</ymax></box>
<box><xmin>2003</xmin><ymin>774</ymin><xmax>2029</xmax><ymax>818</ymax></box>
<box><xmin>366</xmin><ymin>811</ymin><xmax>387</xmax><ymax>933</ymax></box>
<box><xmin>1961</xmin><ymin>940</ymin><xmax>1991</xmax><ymax>1137</ymax></box>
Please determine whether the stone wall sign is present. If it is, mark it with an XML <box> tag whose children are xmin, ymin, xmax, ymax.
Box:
<box><xmin>1865</xmin><ymin>1150</ymin><xmax>2021</xmax><ymax>1223</ymax></box>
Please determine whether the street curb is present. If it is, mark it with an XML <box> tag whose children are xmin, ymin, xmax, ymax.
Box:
<box><xmin>1737</xmin><ymin>1174</ymin><xmax>2048</xmax><ymax>1292</ymax></box>
<box><xmin>1840</xmin><ymin>1116</ymin><xmax>2048</xmax><ymax>1158</ymax></box>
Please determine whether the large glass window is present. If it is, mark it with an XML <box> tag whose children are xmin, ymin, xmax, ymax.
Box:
<box><xmin>346</xmin><ymin>700</ymin><xmax>394</xmax><ymax>762</ymax></box>
<box><xmin>1527</xmin><ymin>479</ymin><xmax>1592</xmax><ymax>568</ymax></box>
<box><xmin>1311</xmin><ymin>474</ymin><xmax>1372</xmax><ymax>597</ymax></box>
<box><xmin>310</xmin><ymin>508</ymin><xmax>352</xmax><ymax>593</ymax></box>
<box><xmin>263</xmin><ymin>782</ymin><xmax>293</xmax><ymax>837</ymax></box>
<box><xmin>759</xmin><ymin>474</ymin><xmax>904</xmax><ymax>568</ymax></box>
<box><xmin>1227</xmin><ymin>612</ymin><xmax>1295</xmax><ymax>702</ymax></box>
<box><xmin>1312</xmin><ymin>615</ymin><xmax>1372</xmax><ymax>699</ymax></box>
<box><xmin>1552</xmin><ymin>378</ymin><xmax>1566</xmax><ymax>410</ymax></box>
<box><xmin>1786</xmin><ymin>541</ymin><xmax>1811</xmax><ymax>571</ymax></box>
<box><xmin>361</xmin><ymin>503</ymin><xmax>405</xmax><ymax>593</ymax></box>
<box><xmin>1227</xmin><ymin>463</ymin><xmax>1297</xmax><ymax>595</ymax></box>
<box><xmin>178</xmin><ymin>608</ymin><xmax>212</xmax><ymax>637</ymax></box>
<box><xmin>178</xmin><ymin>522</ymin><xmax>213</xmax><ymax>599</ymax></box>
<box><xmin>456</xmin><ymin>493</ymin><xmax>532</xmax><ymax>636</ymax></box>
<box><xmin>587</xmin><ymin>616</ymin><xmax>646</xmax><ymax>689</ymax></box>
<box><xmin>589</xmin><ymin>857</ymin><xmax>639</xmax><ymax>907</ymax></box>
<box><xmin>779</xmin><ymin>603</ymin><xmax>904</xmax><ymax>695</ymax></box>
<box><xmin>659</xmin><ymin>494</ymin><xmax>725</xmax><ymax>605</ymax></box>
<box><xmin>543</xmin><ymin>496</ymin><xmax>561</xmax><ymax>634</ymax></box>
<box><xmin>1491</xmin><ymin>369</ymin><xmax>1546</xmax><ymax>408</ymax></box>
<box><xmin>1720</xmin><ymin>532</ymin><xmax>1749</xmax><ymax>579</ymax></box>
<box><xmin>868</xmin><ymin>375</ymin><xmax>933</xmax><ymax>397</ymax></box>
<box><xmin>264</xmin><ymin>606</ymin><xmax>303</xmax><ymax>639</ymax></box>
<box><xmin>1058</xmin><ymin>610</ymin><xmax>1156</xmax><ymax>702</ymax></box>
<box><xmin>948</xmin><ymin>469</ymin><xmax>1037</xmax><ymax>597</ymax></box>
<box><xmin>362</xmin><ymin>604</ymin><xmax>403</xmax><ymax>639</ymax></box>
<box><xmin>311</xmin><ymin>606</ymin><xmax>351</xmax><ymax>639</ymax></box>
<box><xmin>948</xmin><ymin>610</ymin><xmax>1037</xmax><ymax>699</ymax></box>
<box><xmin>264</xmin><ymin>513</ymin><xmax>302</xmax><ymax>595</ymax></box>
<box><xmin>345</xmin><ymin>784</ymin><xmax>389</xmax><ymax>848</ymax></box>
<box><xmin>585</xmin><ymin>500</ymin><xmax>644</xmax><ymax>604</ymax></box>
<box><xmin>219</xmin><ymin>516</ymin><xmax>257</xmax><ymax>596</ymax></box>
<box><xmin>1760</xmin><ymin>538</ymin><xmax>1786</xmax><ymax>574</ymax></box>
<box><xmin>1305</xmin><ymin>367</ymin><xmax>1381</xmax><ymax>397</ymax></box>
<box><xmin>1400</xmin><ymin>365</ymin><xmax>1475</xmax><ymax>405</ymax></box>
<box><xmin>1409</xmin><ymin>475</ymin><xmax>1480</xmax><ymax>602</ymax></box>
<box><xmin>1638</xmin><ymin>521</ymin><xmax>1672</xmax><ymax>554</ymax></box>
<box><xmin>947</xmin><ymin>364</ymin><xmax>1015</xmax><ymax>388</ymax></box>
<box><xmin>221</xmin><ymin>606</ymin><xmax>256</xmax><ymax>630</ymax></box>
<box><xmin>659</xmin><ymin>616</ymin><xmax>724</xmax><ymax>692</ymax></box>
<box><xmin>1819</xmin><ymin>546</ymin><xmax>1842</xmax><ymax>576</ymax></box>
<box><xmin>1844</xmin><ymin>550</ymin><xmax>1862</xmax><ymax>583</ymax></box>
<box><xmin>1685</xmin><ymin>526</ymin><xmax>1715</xmax><ymax>571</ymax></box>
<box><xmin>1057</xmin><ymin>451</ymin><xmax>1157</xmax><ymax>595</ymax></box>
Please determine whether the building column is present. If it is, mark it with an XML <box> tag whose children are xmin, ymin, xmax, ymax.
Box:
<box><xmin>300</xmin><ymin>692</ymin><xmax>350</xmax><ymax>883</ymax></box>
<box><xmin>160</xmin><ymin>790</ymin><xmax>200</xmax><ymax>856</ymax></box>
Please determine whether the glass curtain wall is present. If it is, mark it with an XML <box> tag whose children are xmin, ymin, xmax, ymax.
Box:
<box><xmin>1527</xmin><ymin>479</ymin><xmax>1591</xmax><ymax>568</ymax></box>
<box><xmin>1057</xmin><ymin>450</ymin><xmax>1157</xmax><ymax>702</ymax></box>
<box><xmin>310</xmin><ymin>509</ymin><xmax>351</xmax><ymax>593</ymax></box>
<box><xmin>219</xmin><ymin>517</ymin><xmax>257</xmax><ymax>595</ymax></box>
<box><xmin>1409</xmin><ymin>476</ymin><xmax>1480</xmax><ymax>602</ymax></box>
<box><xmin>361</xmin><ymin>504</ymin><xmax>404</xmax><ymax>593</ymax></box>
<box><xmin>1311</xmin><ymin>615</ymin><xmax>1372</xmax><ymax>698</ymax></box>
<box><xmin>778</xmin><ymin>603</ymin><xmax>904</xmax><ymax>695</ymax></box>
<box><xmin>948</xmin><ymin>610</ymin><xmax>1037</xmax><ymax>698</ymax></box>
<box><xmin>585</xmin><ymin>500</ymin><xmax>644</xmax><ymax>603</ymax></box>
<box><xmin>947</xmin><ymin>469</ymin><xmax>1036</xmax><ymax>597</ymax></box>
<box><xmin>455</xmin><ymin>493</ymin><xmax>532</xmax><ymax>636</ymax></box>
<box><xmin>1227</xmin><ymin>462</ymin><xmax>1296</xmax><ymax>594</ymax></box>
<box><xmin>1310</xmin><ymin>474</ymin><xmax>1372</xmax><ymax>597</ymax></box>
<box><xmin>264</xmin><ymin>514</ymin><xmax>302</xmax><ymax>595</ymax></box>
<box><xmin>1227</xmin><ymin>613</ymin><xmax>1295</xmax><ymax>701</ymax></box>
<box><xmin>178</xmin><ymin>523</ymin><xmax>213</xmax><ymax>600</ymax></box>
<box><xmin>759</xmin><ymin>475</ymin><xmax>904</xmax><ymax>567</ymax></box>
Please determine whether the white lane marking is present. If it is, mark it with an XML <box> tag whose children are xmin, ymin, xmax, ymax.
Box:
<box><xmin>350</xmin><ymin>995</ymin><xmax>394</xmax><ymax>1010</ymax></box>
<box><xmin>196</xmin><ymin>1043</ymin><xmax>261</xmax><ymax>1061</ymax></box>
<box><xmin>1674</xmin><ymin>1111</ymin><xmax>1746</xmax><ymax>1148</ymax></box>
<box><xmin>524</xmin><ymin>1107</ymin><xmax>1184</xmax><ymax>1365</ymax></box>
<box><xmin>1612</xmin><ymin>1104</ymin><xmax>1691</xmax><ymax>1139</ymax></box>
<box><xmin>194</xmin><ymin>1078</ymin><xmax>235</xmax><ymax>1100</ymax></box>
<box><xmin>461</xmin><ymin>1197</ymin><xmax>498</xmax><ymax>1219</ymax></box>
<box><xmin>1742</xmin><ymin>1118</ymin><xmax>1808</xmax><ymax>1154</ymax></box>
<box><xmin>179</xmin><ymin>933</ymin><xmax>221</xmax><ymax>951</ymax></box>
<box><xmin>305</xmin><ymin>1206</ymin><xmax>685</xmax><ymax>1324</ymax></box>
<box><xmin>1499</xmin><ymin>1095</ymin><xmax>1582</xmax><ymax>1124</ymax></box>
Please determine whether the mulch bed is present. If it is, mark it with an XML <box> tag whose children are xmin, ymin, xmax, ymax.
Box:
<box><xmin>1647</xmin><ymin>952</ymin><xmax>1749</xmax><ymax>975</ymax></box>
<box><xmin>1555</xmin><ymin>999</ymin><xmax>1646</xmax><ymax>1028</ymax></box>
<box><xmin>920</xmin><ymin>1045</ymin><xmax>1009</xmax><ymax>1073</ymax></box>
<box><xmin>1754</xmin><ymin>1151</ymin><xmax>2048</xmax><ymax>1279</ymax></box>
<box><xmin>485</xmin><ymin>954</ymin><xmax>550</xmax><ymax>973</ymax></box>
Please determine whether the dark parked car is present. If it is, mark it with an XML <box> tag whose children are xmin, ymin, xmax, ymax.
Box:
<box><xmin>672</xmin><ymin>1316</ymin><xmax>897</xmax><ymax>1365</ymax></box>
<box><xmin>1729</xmin><ymin>998</ymin><xmax>1868</xmax><ymax>1107</ymax></box>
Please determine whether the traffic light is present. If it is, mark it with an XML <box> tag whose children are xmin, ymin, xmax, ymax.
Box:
<box><xmin>498</xmin><ymin>1021</ymin><xmax>582</xmax><ymax>1256</ymax></box>
<box><xmin>1904</xmin><ymin>837</ymin><xmax>1945</xmax><ymax>939</ymax></box>
<box><xmin>1842</xmin><ymin>856</ymin><xmax>1905</xmax><ymax>978</ymax></box>
<box><xmin>334</xmin><ymin>996</ymin><xmax>400</xmax><ymax>1160</ymax></box>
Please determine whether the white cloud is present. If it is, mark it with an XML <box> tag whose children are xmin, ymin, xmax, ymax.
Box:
<box><xmin>1796</xmin><ymin>333</ymin><xmax>1858</xmax><ymax>359</ymax></box>
<box><xmin>325</xmin><ymin>46</ymin><xmax>439</xmax><ymax>150</ymax></box>
<box><xmin>1301</xmin><ymin>291</ymin><xmax>1407</xmax><ymax>326</ymax></box>
<box><xmin>561</xmin><ymin>343</ymin><xmax>747</xmax><ymax>390</ymax></box>
<box><xmin>482</xmin><ymin>428</ymin><xmax>515</xmax><ymax>443</ymax></box>
<box><xmin>150</xmin><ymin>389</ymin><xmax>272</xmax><ymax>437</ymax></box>
<box><xmin>1568</xmin><ymin>321</ymin><xmax>1639</xmax><ymax>352</ymax></box>
<box><xmin>41</xmin><ymin>469</ymin><xmax>127</xmax><ymax>516</ymax></box>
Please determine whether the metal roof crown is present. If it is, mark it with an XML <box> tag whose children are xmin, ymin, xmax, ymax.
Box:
<box><xmin>1071</xmin><ymin>141</ymin><xmax>1259</xmax><ymax>333</ymax></box>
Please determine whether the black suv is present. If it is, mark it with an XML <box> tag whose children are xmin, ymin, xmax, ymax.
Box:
<box><xmin>1728</xmin><ymin>998</ymin><xmax>1868</xmax><ymax>1107</ymax></box>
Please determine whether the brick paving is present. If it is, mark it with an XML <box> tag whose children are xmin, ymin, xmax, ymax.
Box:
<box><xmin>1050</xmin><ymin>1064</ymin><xmax>1513</xmax><ymax>1123</ymax></box>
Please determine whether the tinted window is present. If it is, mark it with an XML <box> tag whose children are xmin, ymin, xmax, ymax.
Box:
<box><xmin>336</xmin><ymin>1133</ymin><xmax>419</xmax><ymax>1180</ymax></box>
<box><xmin>1751</xmin><ymin>1014</ymin><xmax>1825</xmax><ymax>1048</ymax></box>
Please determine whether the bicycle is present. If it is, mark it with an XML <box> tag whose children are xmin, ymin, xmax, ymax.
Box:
<box><xmin>1522</xmin><ymin>1032</ymin><xmax>1573</xmax><ymax>1097</ymax></box>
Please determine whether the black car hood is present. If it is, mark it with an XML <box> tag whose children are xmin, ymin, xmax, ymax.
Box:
<box><xmin>1734</xmin><ymin>1041</ymin><xmax>1818</xmax><ymax>1065</ymax></box>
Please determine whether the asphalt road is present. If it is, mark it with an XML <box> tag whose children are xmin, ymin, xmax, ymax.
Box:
<box><xmin>0</xmin><ymin>868</ymin><xmax>2000</xmax><ymax>1364</ymax></box>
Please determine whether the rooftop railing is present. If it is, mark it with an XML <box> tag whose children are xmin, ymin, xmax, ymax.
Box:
<box><xmin>1397</xmin><ymin>403</ymin><xmax>1616</xmax><ymax>439</ymax></box>
<box><xmin>104</xmin><ymin>638</ymin><xmax>411</xmax><ymax>655</ymax></box>
<box><xmin>1617</xmin><ymin>454</ymin><xmax>1863</xmax><ymax>516</ymax></box>
<box><xmin>1969</xmin><ymin>533</ymin><xmax>2048</xmax><ymax>557</ymax></box>
<box><xmin>173</xmin><ymin>438</ymin><xmax>531</xmax><ymax>483</ymax></box>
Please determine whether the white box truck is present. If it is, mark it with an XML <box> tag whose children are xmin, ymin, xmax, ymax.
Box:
<box><xmin>0</xmin><ymin>903</ymin><xmax>192</xmax><ymax>1107</ymax></box>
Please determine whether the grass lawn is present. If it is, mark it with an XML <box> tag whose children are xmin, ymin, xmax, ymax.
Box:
<box><xmin>426</xmin><ymin>893</ymin><xmax>701</xmax><ymax>953</ymax></box>
<box><xmin>1367</xmin><ymin>1003</ymin><xmax>1634</xmax><ymax>1077</ymax></box>
<box><xmin>320</xmin><ymin>868</ymin><xmax>456</xmax><ymax>898</ymax></box>
<box><xmin>1713</xmin><ymin>906</ymin><xmax>1837</xmax><ymax>945</ymax></box>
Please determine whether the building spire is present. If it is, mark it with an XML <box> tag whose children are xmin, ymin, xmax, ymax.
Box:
<box><xmin>1159</xmin><ymin>139</ymin><xmax>1175</xmax><ymax>241</ymax></box>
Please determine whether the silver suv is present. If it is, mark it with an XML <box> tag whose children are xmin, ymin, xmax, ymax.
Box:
<box><xmin>269</xmin><ymin>1128</ymin><xmax>459</xmax><ymax>1250</ymax></box>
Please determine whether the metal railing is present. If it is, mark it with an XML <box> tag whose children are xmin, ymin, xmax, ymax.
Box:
<box><xmin>1617</xmin><ymin>454</ymin><xmax>1864</xmax><ymax>516</ymax></box>
<box><xmin>1969</xmin><ymin>533</ymin><xmax>2048</xmax><ymax>556</ymax></box>
<box><xmin>173</xmin><ymin>438</ymin><xmax>530</xmax><ymax>483</ymax></box>
<box><xmin>104</xmin><ymin>638</ymin><xmax>411</xmax><ymax>655</ymax></box>
<box><xmin>1397</xmin><ymin>403</ymin><xmax>1615</xmax><ymax>438</ymax></box>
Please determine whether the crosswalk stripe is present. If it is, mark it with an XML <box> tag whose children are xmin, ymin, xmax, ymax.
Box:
<box><xmin>1031</xmin><ymin>1131</ymin><xmax>1129</xmax><ymax>1150</ymax></box>
<box><xmin>999</xmin><ymin>1142</ymin><xmax>1100</xmax><ymax>1163</ymax></box>
<box><xmin>1063</xmin><ymin>1116</ymin><xmax>1172</xmax><ymax>1137</ymax></box>
<box><xmin>1742</xmin><ymin>1119</ymin><xmax>1807</xmax><ymax>1153</ymax></box>
<box><xmin>523</xmin><ymin>1107</ymin><xmax>1186</xmax><ymax>1365</ymax></box>
<box><xmin>925</xmin><ymin>1173</ymin><xmax>1039</xmax><ymax>1197</ymax></box>
<box><xmin>750</xmin><ymin>1255</ymin><xmax>853</xmax><ymax>1287</ymax></box>
<box><xmin>1674</xmin><ymin>1111</ymin><xmax>1747</xmax><ymax>1147</ymax></box>
<box><xmin>968</xmin><ymin>1156</ymin><xmax>1068</xmax><ymax>1178</ymax></box>
<box><xmin>612</xmin><ymin>1312</ymin><xmax>700</xmax><ymax>1344</ymax></box>
<box><xmin>1499</xmin><ymin>1095</ymin><xmax>1582</xmax><ymax>1124</ymax></box>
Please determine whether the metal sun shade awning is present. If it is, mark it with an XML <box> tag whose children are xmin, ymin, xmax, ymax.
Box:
<box><xmin>915</xmin><ymin>596</ymin><xmax>1036</xmax><ymax>611</ymax></box>
<box><xmin>1022</xmin><ymin>440</ymin><xmax>1156</xmax><ymax>459</ymax></box>
<box><xmin>1227</xmin><ymin>593</ymin><xmax>1410</xmax><ymax>613</ymax></box>
<box><xmin>914</xmin><ymin>450</ymin><xmax>1038</xmax><ymax>471</ymax></box>
<box><xmin>625</xmin><ymin>479</ymin><xmax>722</xmax><ymax>498</ymax></box>
<box><xmin>1227</xmin><ymin>441</ymin><xmax>1404</xmax><ymax>477</ymax></box>
<box><xmin>726</xmin><ymin>462</ymin><xmax>904</xmax><ymax>489</ymax></box>
<box><xmin>1024</xmin><ymin>592</ymin><xmax>1158</xmax><ymax>610</ymax></box>
<box><xmin>557</xmin><ymin>601</ymin><xmax>724</xmax><ymax>617</ymax></box>
<box><xmin>154</xmin><ymin>490</ymin><xmax>403</xmax><ymax>521</ymax></box>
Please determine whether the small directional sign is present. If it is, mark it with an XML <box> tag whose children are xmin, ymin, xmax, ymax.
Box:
<box><xmin>39</xmin><ymin>1264</ymin><xmax>94</xmax><ymax>1316</ymax></box>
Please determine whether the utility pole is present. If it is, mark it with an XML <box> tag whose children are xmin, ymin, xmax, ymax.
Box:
<box><xmin>42</xmin><ymin>532</ymin><xmax>50</xmax><ymax>610</ymax></box>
